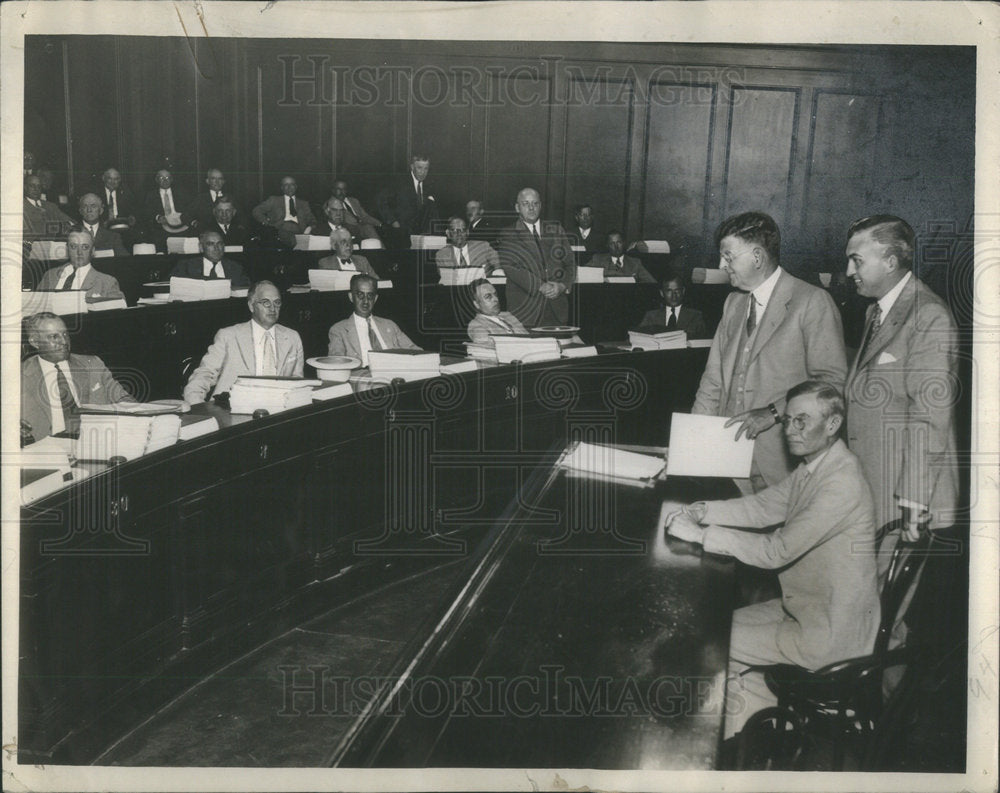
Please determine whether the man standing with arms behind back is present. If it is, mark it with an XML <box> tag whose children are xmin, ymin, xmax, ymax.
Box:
<box><xmin>692</xmin><ymin>211</ymin><xmax>847</xmax><ymax>492</ymax></box>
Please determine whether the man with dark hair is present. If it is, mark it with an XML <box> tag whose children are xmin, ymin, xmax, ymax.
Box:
<box><xmin>169</xmin><ymin>230</ymin><xmax>250</xmax><ymax>287</ymax></box>
<box><xmin>376</xmin><ymin>154</ymin><xmax>438</xmax><ymax>247</ymax></box>
<box><xmin>843</xmin><ymin>214</ymin><xmax>958</xmax><ymax>550</ymax></box>
<box><xmin>183</xmin><ymin>280</ymin><xmax>303</xmax><ymax>403</ymax></box>
<box><xmin>327</xmin><ymin>274</ymin><xmax>420</xmax><ymax>365</ymax></box>
<box><xmin>332</xmin><ymin>178</ymin><xmax>382</xmax><ymax>241</ymax></box>
<box><xmin>692</xmin><ymin>211</ymin><xmax>847</xmax><ymax>491</ymax></box>
<box><xmin>435</xmin><ymin>216</ymin><xmax>500</xmax><ymax>284</ymax></box>
<box><xmin>465</xmin><ymin>199</ymin><xmax>495</xmax><ymax>240</ymax></box>
<box><xmin>203</xmin><ymin>197</ymin><xmax>251</xmax><ymax>247</ymax></box>
<box><xmin>188</xmin><ymin>168</ymin><xmax>236</xmax><ymax>229</ymax></box>
<box><xmin>664</xmin><ymin>379</ymin><xmax>878</xmax><ymax>742</ymax></box>
<box><xmin>641</xmin><ymin>272</ymin><xmax>708</xmax><ymax>338</ymax></box>
<box><xmin>590</xmin><ymin>231</ymin><xmax>656</xmax><ymax>282</ymax></box>
<box><xmin>569</xmin><ymin>204</ymin><xmax>603</xmax><ymax>253</ymax></box>
<box><xmin>466</xmin><ymin>278</ymin><xmax>528</xmax><ymax>344</ymax></box>
<box><xmin>252</xmin><ymin>176</ymin><xmax>317</xmax><ymax>248</ymax></box>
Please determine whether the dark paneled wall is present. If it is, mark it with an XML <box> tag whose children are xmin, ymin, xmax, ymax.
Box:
<box><xmin>25</xmin><ymin>38</ymin><xmax>974</xmax><ymax>271</ymax></box>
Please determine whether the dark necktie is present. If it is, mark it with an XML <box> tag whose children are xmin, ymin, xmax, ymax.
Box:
<box><xmin>666</xmin><ymin>308</ymin><xmax>677</xmax><ymax>331</ymax></box>
<box><xmin>531</xmin><ymin>224</ymin><xmax>543</xmax><ymax>255</ymax></box>
<box><xmin>746</xmin><ymin>296</ymin><xmax>757</xmax><ymax>336</ymax></box>
<box><xmin>55</xmin><ymin>364</ymin><xmax>78</xmax><ymax>429</ymax></box>
<box><xmin>288</xmin><ymin>196</ymin><xmax>297</xmax><ymax>217</ymax></box>
<box><xmin>860</xmin><ymin>303</ymin><xmax>883</xmax><ymax>360</ymax></box>
<box><xmin>341</xmin><ymin>258</ymin><xmax>353</xmax><ymax>269</ymax></box>
<box><xmin>61</xmin><ymin>268</ymin><xmax>77</xmax><ymax>290</ymax></box>
<box><xmin>367</xmin><ymin>318</ymin><xmax>382</xmax><ymax>351</ymax></box>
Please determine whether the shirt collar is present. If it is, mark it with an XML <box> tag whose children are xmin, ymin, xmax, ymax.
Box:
<box><xmin>250</xmin><ymin>319</ymin><xmax>274</xmax><ymax>342</ymax></box>
<box><xmin>750</xmin><ymin>266</ymin><xmax>782</xmax><ymax>311</ymax></box>
<box><xmin>877</xmin><ymin>270</ymin><xmax>911</xmax><ymax>318</ymax></box>
<box><xmin>64</xmin><ymin>263</ymin><xmax>91</xmax><ymax>280</ymax></box>
<box><xmin>802</xmin><ymin>442</ymin><xmax>835</xmax><ymax>475</ymax></box>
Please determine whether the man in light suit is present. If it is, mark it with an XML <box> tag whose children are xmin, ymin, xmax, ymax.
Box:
<box><xmin>590</xmin><ymin>231</ymin><xmax>656</xmax><ymax>283</ymax></box>
<box><xmin>375</xmin><ymin>154</ymin><xmax>438</xmax><ymax>248</ymax></box>
<box><xmin>170</xmin><ymin>230</ymin><xmax>250</xmax><ymax>288</ymax></box>
<box><xmin>74</xmin><ymin>193</ymin><xmax>129</xmax><ymax>257</ymax></box>
<box><xmin>843</xmin><ymin>215</ymin><xmax>958</xmax><ymax>551</ymax></box>
<box><xmin>497</xmin><ymin>187</ymin><xmax>576</xmax><ymax>328</ymax></box>
<box><xmin>665</xmin><ymin>380</ymin><xmax>879</xmax><ymax>741</ymax></box>
<box><xmin>435</xmin><ymin>216</ymin><xmax>500</xmax><ymax>285</ymax></box>
<box><xmin>640</xmin><ymin>272</ymin><xmax>709</xmax><ymax>338</ymax></box>
<box><xmin>37</xmin><ymin>229</ymin><xmax>125</xmax><ymax>302</ymax></box>
<box><xmin>332</xmin><ymin>179</ymin><xmax>382</xmax><ymax>241</ymax></box>
<box><xmin>183</xmin><ymin>280</ymin><xmax>304</xmax><ymax>403</ymax></box>
<box><xmin>252</xmin><ymin>176</ymin><xmax>317</xmax><ymax>248</ymax></box>
<box><xmin>317</xmin><ymin>228</ymin><xmax>379</xmax><ymax>277</ymax></box>
<box><xmin>467</xmin><ymin>278</ymin><xmax>528</xmax><ymax>344</ymax></box>
<box><xmin>23</xmin><ymin>174</ymin><xmax>74</xmax><ymax>240</ymax></box>
<box><xmin>21</xmin><ymin>312</ymin><xmax>134</xmax><ymax>441</ymax></box>
<box><xmin>692</xmin><ymin>211</ymin><xmax>847</xmax><ymax>491</ymax></box>
<box><xmin>327</xmin><ymin>274</ymin><xmax>420</xmax><ymax>365</ymax></box>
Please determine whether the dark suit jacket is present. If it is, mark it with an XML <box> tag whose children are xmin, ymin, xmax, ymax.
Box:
<box><xmin>375</xmin><ymin>176</ymin><xmax>437</xmax><ymax>234</ymax></box>
<box><xmin>497</xmin><ymin>220</ymin><xmax>576</xmax><ymax>327</ymax></box>
<box><xmin>72</xmin><ymin>224</ymin><xmax>129</xmax><ymax>257</ymax></box>
<box><xmin>170</xmin><ymin>256</ymin><xmax>250</xmax><ymax>288</ymax></box>
<box><xmin>23</xmin><ymin>198</ymin><xmax>74</xmax><ymax>239</ymax></box>
<box><xmin>21</xmin><ymin>353</ymin><xmax>132</xmax><ymax>440</ymax></box>
<box><xmin>95</xmin><ymin>185</ymin><xmax>138</xmax><ymax>225</ymax></box>
<box><xmin>340</xmin><ymin>195</ymin><xmax>382</xmax><ymax>239</ymax></box>
<box><xmin>252</xmin><ymin>195</ymin><xmax>317</xmax><ymax>232</ymax></box>
<box><xmin>589</xmin><ymin>253</ymin><xmax>655</xmax><ymax>283</ymax></box>
<box><xmin>142</xmin><ymin>187</ymin><xmax>194</xmax><ymax>231</ymax></box>
<box><xmin>188</xmin><ymin>190</ymin><xmax>239</xmax><ymax>229</ymax></box>
<box><xmin>570</xmin><ymin>226</ymin><xmax>604</xmax><ymax>253</ymax></box>
<box><xmin>640</xmin><ymin>306</ymin><xmax>708</xmax><ymax>339</ymax></box>
<box><xmin>203</xmin><ymin>219</ymin><xmax>251</xmax><ymax>248</ymax></box>
<box><xmin>316</xmin><ymin>254</ymin><xmax>378</xmax><ymax>277</ymax></box>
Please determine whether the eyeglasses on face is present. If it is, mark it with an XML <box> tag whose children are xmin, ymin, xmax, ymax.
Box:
<box><xmin>253</xmin><ymin>299</ymin><xmax>282</xmax><ymax>309</ymax></box>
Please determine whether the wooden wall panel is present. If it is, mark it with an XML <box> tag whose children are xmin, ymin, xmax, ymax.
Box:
<box><xmin>23</xmin><ymin>38</ymin><xmax>70</xmax><ymax>190</ymax></box>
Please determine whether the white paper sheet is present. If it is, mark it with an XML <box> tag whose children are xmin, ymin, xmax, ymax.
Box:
<box><xmin>665</xmin><ymin>413</ymin><xmax>755</xmax><ymax>478</ymax></box>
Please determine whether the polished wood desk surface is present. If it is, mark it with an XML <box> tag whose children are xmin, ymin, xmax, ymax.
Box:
<box><xmin>332</xmin><ymin>461</ymin><xmax>739</xmax><ymax>769</ymax></box>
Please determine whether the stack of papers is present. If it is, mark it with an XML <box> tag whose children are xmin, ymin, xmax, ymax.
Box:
<box><xmin>558</xmin><ymin>441</ymin><xmax>666</xmax><ymax>487</ymax></box>
<box><xmin>606</xmin><ymin>275</ymin><xmax>636</xmax><ymax>284</ymax></box>
<box><xmin>368</xmin><ymin>350</ymin><xmax>441</xmax><ymax>382</ymax></box>
<box><xmin>295</xmin><ymin>235</ymin><xmax>332</xmax><ymax>251</ymax></box>
<box><xmin>179</xmin><ymin>414</ymin><xmax>220</xmax><ymax>441</ymax></box>
<box><xmin>628</xmin><ymin>326</ymin><xmax>688</xmax><ymax>350</ymax></box>
<box><xmin>229</xmin><ymin>376</ymin><xmax>320</xmax><ymax>414</ymax></box>
<box><xmin>312</xmin><ymin>382</ymin><xmax>354</xmax><ymax>401</ymax></box>
<box><xmin>438</xmin><ymin>266</ymin><xmax>486</xmax><ymax>286</ymax></box>
<box><xmin>169</xmin><ymin>277</ymin><xmax>232</xmax><ymax>301</ymax></box>
<box><xmin>493</xmin><ymin>336</ymin><xmax>562</xmax><ymax>364</ymax></box>
<box><xmin>665</xmin><ymin>413</ymin><xmax>754</xmax><ymax>478</ymax></box>
<box><xmin>465</xmin><ymin>342</ymin><xmax>498</xmax><ymax>363</ymax></box>
<box><xmin>440</xmin><ymin>359</ymin><xmax>478</xmax><ymax>375</ymax></box>
<box><xmin>15</xmin><ymin>436</ymin><xmax>76</xmax><ymax>504</ymax></box>
<box><xmin>308</xmin><ymin>269</ymin><xmax>354</xmax><ymax>291</ymax></box>
<box><xmin>22</xmin><ymin>290</ymin><xmax>88</xmax><ymax>317</ymax></box>
<box><xmin>86</xmin><ymin>298</ymin><xmax>129</xmax><ymax>312</ymax></box>
<box><xmin>409</xmin><ymin>235</ymin><xmax>448</xmax><ymax>250</ymax></box>
<box><xmin>76</xmin><ymin>413</ymin><xmax>183</xmax><ymax>461</ymax></box>
<box><xmin>166</xmin><ymin>237</ymin><xmax>201</xmax><ymax>254</ymax></box>
<box><xmin>575</xmin><ymin>266</ymin><xmax>605</xmax><ymax>283</ymax></box>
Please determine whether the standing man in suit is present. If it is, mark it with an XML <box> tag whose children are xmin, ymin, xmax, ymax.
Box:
<box><xmin>590</xmin><ymin>231</ymin><xmax>656</xmax><ymax>283</ymax></box>
<box><xmin>252</xmin><ymin>176</ymin><xmax>316</xmax><ymax>248</ymax></box>
<box><xmin>169</xmin><ymin>230</ymin><xmax>250</xmax><ymax>287</ymax></box>
<box><xmin>692</xmin><ymin>211</ymin><xmax>847</xmax><ymax>492</ymax></box>
<box><xmin>641</xmin><ymin>272</ymin><xmax>709</xmax><ymax>338</ymax></box>
<box><xmin>843</xmin><ymin>215</ymin><xmax>958</xmax><ymax>550</ymax></box>
<box><xmin>327</xmin><ymin>274</ymin><xmax>420</xmax><ymax>365</ymax></box>
<box><xmin>466</xmin><ymin>278</ymin><xmax>528</xmax><ymax>344</ymax></box>
<box><xmin>497</xmin><ymin>187</ymin><xmax>576</xmax><ymax>328</ymax></box>
<box><xmin>465</xmin><ymin>199</ymin><xmax>496</xmax><ymax>241</ymax></box>
<box><xmin>317</xmin><ymin>228</ymin><xmax>379</xmax><ymax>276</ymax></box>
<box><xmin>204</xmin><ymin>197</ymin><xmax>251</xmax><ymax>247</ymax></box>
<box><xmin>376</xmin><ymin>154</ymin><xmax>437</xmax><ymax>248</ymax></box>
<box><xmin>37</xmin><ymin>229</ymin><xmax>125</xmax><ymax>301</ymax></box>
<box><xmin>143</xmin><ymin>169</ymin><xmax>194</xmax><ymax>250</ymax></box>
<box><xmin>332</xmin><ymin>178</ymin><xmax>382</xmax><ymax>241</ymax></box>
<box><xmin>435</xmin><ymin>216</ymin><xmax>500</xmax><ymax>285</ymax></box>
<box><xmin>188</xmin><ymin>168</ymin><xmax>234</xmax><ymax>229</ymax></box>
<box><xmin>74</xmin><ymin>193</ymin><xmax>129</xmax><ymax>257</ymax></box>
<box><xmin>664</xmin><ymin>380</ymin><xmax>879</xmax><ymax>743</ymax></box>
<box><xmin>183</xmin><ymin>280</ymin><xmax>304</xmax><ymax>403</ymax></box>
<box><xmin>21</xmin><ymin>312</ymin><xmax>135</xmax><ymax>441</ymax></box>
<box><xmin>569</xmin><ymin>204</ymin><xmax>603</xmax><ymax>253</ymax></box>
<box><xmin>23</xmin><ymin>174</ymin><xmax>73</xmax><ymax>239</ymax></box>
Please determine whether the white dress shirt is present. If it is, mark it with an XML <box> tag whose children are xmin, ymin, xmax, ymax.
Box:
<box><xmin>37</xmin><ymin>357</ymin><xmax>80</xmax><ymax>435</ymax></box>
<box><xmin>353</xmin><ymin>313</ymin><xmax>387</xmax><ymax>366</ymax></box>
<box><xmin>202</xmin><ymin>257</ymin><xmax>226</xmax><ymax>278</ymax></box>
<box><xmin>578</xmin><ymin>227</ymin><xmax>591</xmax><ymax>240</ymax></box>
<box><xmin>54</xmin><ymin>263</ymin><xmax>91</xmax><ymax>290</ymax></box>
<box><xmin>283</xmin><ymin>195</ymin><xmax>297</xmax><ymax>222</ymax></box>
<box><xmin>748</xmin><ymin>266</ymin><xmax>783</xmax><ymax>326</ymax></box>
<box><xmin>452</xmin><ymin>244</ymin><xmax>471</xmax><ymax>266</ymax></box>
<box><xmin>159</xmin><ymin>188</ymin><xmax>175</xmax><ymax>215</ymax></box>
<box><xmin>84</xmin><ymin>222</ymin><xmax>101</xmax><ymax>239</ymax></box>
<box><xmin>877</xmin><ymin>270</ymin><xmax>911</xmax><ymax>318</ymax></box>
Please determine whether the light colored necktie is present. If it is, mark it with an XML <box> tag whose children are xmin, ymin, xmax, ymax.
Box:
<box><xmin>367</xmin><ymin>318</ymin><xmax>382</xmax><ymax>351</ymax></box>
<box><xmin>494</xmin><ymin>315</ymin><xmax>513</xmax><ymax>332</ymax></box>
<box><xmin>55</xmin><ymin>363</ymin><xmax>78</xmax><ymax>429</ymax></box>
<box><xmin>108</xmin><ymin>191</ymin><xmax>116</xmax><ymax>216</ymax></box>
<box><xmin>459</xmin><ymin>249</ymin><xmax>468</xmax><ymax>268</ymax></box>
<box><xmin>344</xmin><ymin>199</ymin><xmax>358</xmax><ymax>220</ymax></box>
<box><xmin>162</xmin><ymin>190</ymin><xmax>173</xmax><ymax>214</ymax></box>
<box><xmin>261</xmin><ymin>332</ymin><xmax>277</xmax><ymax>375</ymax></box>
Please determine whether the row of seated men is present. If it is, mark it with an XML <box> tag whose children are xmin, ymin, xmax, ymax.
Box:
<box><xmin>23</xmin><ymin>153</ymin><xmax>615</xmax><ymax>256</ymax></box>
<box><xmin>20</xmin><ymin>208</ymin><xmax>959</xmax><ymax>764</ymax></box>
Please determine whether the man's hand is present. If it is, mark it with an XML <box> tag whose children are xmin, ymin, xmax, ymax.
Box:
<box><xmin>539</xmin><ymin>282</ymin><xmax>559</xmax><ymax>299</ymax></box>
<box><xmin>391</xmin><ymin>221</ymin><xmax>401</xmax><ymax>229</ymax></box>
<box><xmin>726</xmin><ymin>407</ymin><xmax>778</xmax><ymax>441</ymax></box>
<box><xmin>658</xmin><ymin>500</ymin><xmax>707</xmax><ymax>545</ymax></box>
<box><xmin>900</xmin><ymin>505</ymin><xmax>932</xmax><ymax>542</ymax></box>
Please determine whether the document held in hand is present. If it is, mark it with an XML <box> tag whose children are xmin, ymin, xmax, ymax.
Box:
<box><xmin>665</xmin><ymin>413</ymin><xmax>755</xmax><ymax>478</ymax></box>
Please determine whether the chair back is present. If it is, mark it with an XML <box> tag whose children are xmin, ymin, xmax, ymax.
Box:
<box><xmin>872</xmin><ymin>520</ymin><xmax>933</xmax><ymax>659</ymax></box>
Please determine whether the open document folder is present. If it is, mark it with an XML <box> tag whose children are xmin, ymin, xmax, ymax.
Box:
<box><xmin>665</xmin><ymin>413</ymin><xmax>755</xmax><ymax>478</ymax></box>
<box><xmin>557</xmin><ymin>441</ymin><xmax>666</xmax><ymax>487</ymax></box>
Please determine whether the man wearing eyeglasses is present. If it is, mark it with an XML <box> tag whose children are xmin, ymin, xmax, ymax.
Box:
<box><xmin>663</xmin><ymin>380</ymin><xmax>879</xmax><ymax>746</ymax></box>
<box><xmin>183</xmin><ymin>280</ymin><xmax>303</xmax><ymax>403</ymax></box>
<box><xmin>691</xmin><ymin>211</ymin><xmax>847</xmax><ymax>493</ymax></box>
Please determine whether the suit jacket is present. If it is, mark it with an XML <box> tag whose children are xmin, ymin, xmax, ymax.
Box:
<box><xmin>497</xmin><ymin>220</ymin><xmax>577</xmax><ymax>327</ymax></box>
<box><xmin>641</xmin><ymin>306</ymin><xmax>708</xmax><ymax>339</ymax></box>
<box><xmin>702</xmin><ymin>439</ymin><xmax>879</xmax><ymax>670</ymax></box>
<box><xmin>570</xmin><ymin>226</ymin><xmax>604</xmax><ymax>253</ymax></box>
<box><xmin>315</xmin><ymin>254</ymin><xmax>378</xmax><ymax>277</ymax></box>
<box><xmin>467</xmin><ymin>216</ymin><xmax>499</xmax><ymax>242</ymax></box>
<box><xmin>845</xmin><ymin>274</ymin><xmax>958</xmax><ymax>529</ymax></box>
<box><xmin>94</xmin><ymin>185</ymin><xmax>138</xmax><ymax>225</ymax></box>
<box><xmin>21</xmin><ymin>354</ymin><xmax>133</xmax><ymax>441</ymax></box>
<box><xmin>327</xmin><ymin>315</ymin><xmax>419</xmax><ymax>361</ymax></box>
<box><xmin>692</xmin><ymin>269</ymin><xmax>847</xmax><ymax>486</ymax></box>
<box><xmin>170</xmin><ymin>256</ymin><xmax>250</xmax><ymax>288</ymax></box>
<box><xmin>340</xmin><ymin>195</ymin><xmax>382</xmax><ymax>239</ymax></box>
<box><xmin>435</xmin><ymin>241</ymin><xmax>500</xmax><ymax>280</ymax></box>
<box><xmin>203</xmin><ymin>219</ymin><xmax>251</xmax><ymax>248</ymax></box>
<box><xmin>252</xmin><ymin>195</ymin><xmax>317</xmax><ymax>232</ymax></box>
<box><xmin>72</xmin><ymin>224</ymin><xmax>129</xmax><ymax>257</ymax></box>
<box><xmin>311</xmin><ymin>220</ymin><xmax>362</xmax><ymax>240</ymax></box>
<box><xmin>23</xmin><ymin>198</ymin><xmax>74</xmax><ymax>238</ymax></box>
<box><xmin>375</xmin><ymin>176</ymin><xmax>437</xmax><ymax>233</ymax></box>
<box><xmin>589</xmin><ymin>253</ymin><xmax>655</xmax><ymax>283</ymax></box>
<box><xmin>37</xmin><ymin>265</ymin><xmax>125</xmax><ymax>301</ymax></box>
<box><xmin>467</xmin><ymin>311</ymin><xmax>528</xmax><ymax>344</ymax></box>
<box><xmin>183</xmin><ymin>321</ymin><xmax>304</xmax><ymax>403</ymax></box>
<box><xmin>187</xmin><ymin>190</ymin><xmax>240</xmax><ymax>229</ymax></box>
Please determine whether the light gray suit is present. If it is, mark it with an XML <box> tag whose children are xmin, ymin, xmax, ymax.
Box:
<box><xmin>467</xmin><ymin>311</ymin><xmax>528</xmax><ymax>344</ymax></box>
<box><xmin>37</xmin><ymin>265</ymin><xmax>125</xmax><ymax>301</ymax></box>
<box><xmin>327</xmin><ymin>315</ymin><xmax>419</xmax><ymax>360</ymax></box>
<box><xmin>435</xmin><ymin>240</ymin><xmax>500</xmax><ymax>281</ymax></box>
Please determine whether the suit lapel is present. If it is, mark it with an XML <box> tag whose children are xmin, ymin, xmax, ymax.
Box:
<box><xmin>857</xmin><ymin>277</ymin><xmax>914</xmax><ymax>370</ymax></box>
<box><xmin>749</xmin><ymin>271</ymin><xmax>790</xmax><ymax>361</ymax></box>
<box><xmin>719</xmin><ymin>294</ymin><xmax>747</xmax><ymax>391</ymax></box>
<box><xmin>236</xmin><ymin>322</ymin><xmax>255</xmax><ymax>372</ymax></box>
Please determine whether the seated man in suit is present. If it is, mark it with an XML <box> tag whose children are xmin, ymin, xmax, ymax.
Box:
<box><xmin>467</xmin><ymin>278</ymin><xmax>527</xmax><ymax>344</ymax></box>
<box><xmin>497</xmin><ymin>187</ymin><xmax>576</xmax><ymax>327</ymax></box>
<box><xmin>435</xmin><ymin>216</ymin><xmax>500</xmax><ymax>284</ymax></box>
<box><xmin>663</xmin><ymin>380</ymin><xmax>879</xmax><ymax>745</ymax></box>
<box><xmin>252</xmin><ymin>175</ymin><xmax>316</xmax><ymax>248</ymax></box>
<box><xmin>183</xmin><ymin>280</ymin><xmax>304</xmax><ymax>403</ymax></box>
<box><xmin>327</xmin><ymin>274</ymin><xmax>420</xmax><ymax>366</ymax></box>
<box><xmin>204</xmin><ymin>196</ymin><xmax>251</xmax><ymax>247</ymax></box>
<box><xmin>169</xmin><ymin>230</ymin><xmax>250</xmax><ymax>287</ymax></box>
<box><xmin>21</xmin><ymin>312</ymin><xmax>134</xmax><ymax>441</ymax></box>
<box><xmin>332</xmin><ymin>179</ymin><xmax>382</xmax><ymax>241</ymax></box>
<box><xmin>311</xmin><ymin>196</ymin><xmax>352</xmax><ymax>239</ymax></box>
<box><xmin>465</xmin><ymin>199</ymin><xmax>497</xmax><ymax>241</ymax></box>
<box><xmin>640</xmin><ymin>272</ymin><xmax>709</xmax><ymax>338</ymax></box>
<box><xmin>317</xmin><ymin>228</ymin><xmax>378</xmax><ymax>276</ymax></box>
<box><xmin>569</xmin><ymin>204</ymin><xmax>603</xmax><ymax>253</ymax></box>
<box><xmin>591</xmin><ymin>231</ymin><xmax>656</xmax><ymax>283</ymax></box>
<box><xmin>23</xmin><ymin>174</ymin><xmax>73</xmax><ymax>240</ymax></box>
<box><xmin>375</xmin><ymin>154</ymin><xmax>438</xmax><ymax>248</ymax></box>
<box><xmin>98</xmin><ymin>167</ymin><xmax>138</xmax><ymax>233</ymax></box>
<box><xmin>37</xmin><ymin>229</ymin><xmax>125</xmax><ymax>302</ymax></box>
<box><xmin>188</xmin><ymin>168</ymin><xmax>236</xmax><ymax>230</ymax></box>
<box><xmin>74</xmin><ymin>193</ymin><xmax>129</xmax><ymax>257</ymax></box>
<box><xmin>142</xmin><ymin>169</ymin><xmax>194</xmax><ymax>250</ymax></box>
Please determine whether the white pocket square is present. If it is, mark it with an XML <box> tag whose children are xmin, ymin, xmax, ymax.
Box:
<box><xmin>877</xmin><ymin>351</ymin><xmax>897</xmax><ymax>365</ymax></box>
<box><xmin>91</xmin><ymin>383</ymin><xmax>101</xmax><ymax>391</ymax></box>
